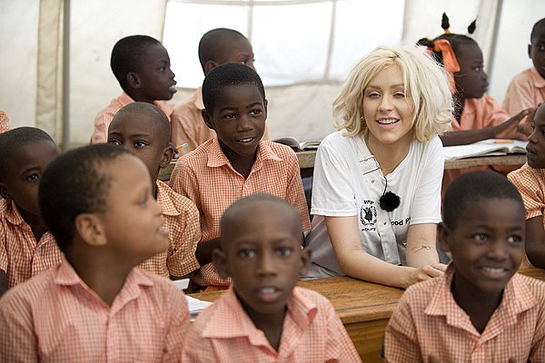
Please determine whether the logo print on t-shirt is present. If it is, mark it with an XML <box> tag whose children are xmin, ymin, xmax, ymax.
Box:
<box><xmin>360</xmin><ymin>201</ymin><xmax>377</xmax><ymax>231</ymax></box>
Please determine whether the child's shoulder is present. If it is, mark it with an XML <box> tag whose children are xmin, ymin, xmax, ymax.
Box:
<box><xmin>260</xmin><ymin>140</ymin><xmax>299</xmax><ymax>164</ymax></box>
<box><xmin>156</xmin><ymin>180</ymin><xmax>198</xmax><ymax>213</ymax></box>
<box><xmin>512</xmin><ymin>273</ymin><xmax>545</xmax><ymax>303</ymax></box>
<box><xmin>0</xmin><ymin>265</ymin><xmax>58</xmax><ymax>307</ymax></box>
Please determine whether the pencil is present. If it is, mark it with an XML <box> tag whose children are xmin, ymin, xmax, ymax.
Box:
<box><xmin>176</xmin><ymin>143</ymin><xmax>188</xmax><ymax>150</ymax></box>
<box><xmin>494</xmin><ymin>140</ymin><xmax>513</xmax><ymax>144</ymax></box>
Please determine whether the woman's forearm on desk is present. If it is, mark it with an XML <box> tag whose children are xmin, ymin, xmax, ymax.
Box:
<box><xmin>324</xmin><ymin>216</ymin><xmax>436</xmax><ymax>289</ymax></box>
<box><xmin>405</xmin><ymin>223</ymin><xmax>440</xmax><ymax>267</ymax></box>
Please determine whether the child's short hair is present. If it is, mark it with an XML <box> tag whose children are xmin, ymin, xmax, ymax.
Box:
<box><xmin>333</xmin><ymin>45</ymin><xmax>452</xmax><ymax>142</ymax></box>
<box><xmin>110</xmin><ymin>35</ymin><xmax>162</xmax><ymax>91</ymax></box>
<box><xmin>202</xmin><ymin>63</ymin><xmax>265</xmax><ymax>112</ymax></box>
<box><xmin>38</xmin><ymin>144</ymin><xmax>133</xmax><ymax>254</ymax></box>
<box><xmin>220</xmin><ymin>193</ymin><xmax>303</xmax><ymax>248</ymax></box>
<box><xmin>443</xmin><ymin>170</ymin><xmax>524</xmax><ymax>229</ymax></box>
<box><xmin>531</xmin><ymin>18</ymin><xmax>545</xmax><ymax>43</ymax></box>
<box><xmin>0</xmin><ymin>127</ymin><xmax>56</xmax><ymax>182</ymax></box>
<box><xmin>198</xmin><ymin>28</ymin><xmax>247</xmax><ymax>72</ymax></box>
<box><xmin>113</xmin><ymin>102</ymin><xmax>171</xmax><ymax>145</ymax></box>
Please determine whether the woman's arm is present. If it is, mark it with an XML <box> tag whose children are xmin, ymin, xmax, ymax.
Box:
<box><xmin>525</xmin><ymin>216</ymin><xmax>545</xmax><ymax>268</ymax></box>
<box><xmin>405</xmin><ymin>223</ymin><xmax>440</xmax><ymax>267</ymax></box>
<box><xmin>325</xmin><ymin>216</ymin><xmax>443</xmax><ymax>289</ymax></box>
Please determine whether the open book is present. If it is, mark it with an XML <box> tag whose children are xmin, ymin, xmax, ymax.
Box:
<box><xmin>273</xmin><ymin>137</ymin><xmax>321</xmax><ymax>151</ymax></box>
<box><xmin>444</xmin><ymin>139</ymin><xmax>527</xmax><ymax>161</ymax></box>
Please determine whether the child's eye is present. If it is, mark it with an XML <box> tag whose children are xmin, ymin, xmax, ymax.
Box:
<box><xmin>250</xmin><ymin>109</ymin><xmax>262</xmax><ymax>115</ymax></box>
<box><xmin>137</xmin><ymin>194</ymin><xmax>148</xmax><ymax>206</ymax></box>
<box><xmin>238</xmin><ymin>249</ymin><xmax>255</xmax><ymax>259</ymax></box>
<box><xmin>507</xmin><ymin>235</ymin><xmax>524</xmax><ymax>244</ymax></box>
<box><xmin>537</xmin><ymin>44</ymin><xmax>545</xmax><ymax>51</ymax></box>
<box><xmin>109</xmin><ymin>139</ymin><xmax>121</xmax><ymax>146</ymax></box>
<box><xmin>26</xmin><ymin>174</ymin><xmax>39</xmax><ymax>181</ymax></box>
<box><xmin>276</xmin><ymin>247</ymin><xmax>293</xmax><ymax>257</ymax></box>
<box><xmin>474</xmin><ymin>66</ymin><xmax>481</xmax><ymax>72</ymax></box>
<box><xmin>473</xmin><ymin>233</ymin><xmax>488</xmax><ymax>242</ymax></box>
<box><xmin>134</xmin><ymin>141</ymin><xmax>147</xmax><ymax>148</ymax></box>
<box><xmin>224</xmin><ymin>114</ymin><xmax>236</xmax><ymax>120</ymax></box>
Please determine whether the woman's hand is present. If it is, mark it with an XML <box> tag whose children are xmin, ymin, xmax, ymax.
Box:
<box><xmin>402</xmin><ymin>263</ymin><xmax>446</xmax><ymax>289</ymax></box>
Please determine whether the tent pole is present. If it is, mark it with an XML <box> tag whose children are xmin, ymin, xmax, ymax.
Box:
<box><xmin>62</xmin><ymin>0</ymin><xmax>70</xmax><ymax>150</ymax></box>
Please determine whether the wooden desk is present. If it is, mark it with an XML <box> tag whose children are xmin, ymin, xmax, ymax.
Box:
<box><xmin>190</xmin><ymin>276</ymin><xmax>404</xmax><ymax>363</ymax></box>
<box><xmin>297</xmin><ymin>150</ymin><xmax>526</xmax><ymax>170</ymax></box>
<box><xmin>159</xmin><ymin>150</ymin><xmax>526</xmax><ymax>181</ymax></box>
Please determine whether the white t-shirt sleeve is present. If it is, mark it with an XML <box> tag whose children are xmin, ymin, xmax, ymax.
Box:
<box><xmin>409</xmin><ymin>137</ymin><xmax>443</xmax><ymax>225</ymax></box>
<box><xmin>311</xmin><ymin>132</ymin><xmax>359</xmax><ymax>217</ymax></box>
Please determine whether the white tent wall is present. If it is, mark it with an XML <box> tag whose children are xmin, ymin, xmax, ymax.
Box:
<box><xmin>1</xmin><ymin>0</ymin><xmax>544</xmax><ymax>147</ymax></box>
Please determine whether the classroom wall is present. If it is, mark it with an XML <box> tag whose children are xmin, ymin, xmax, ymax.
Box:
<box><xmin>1</xmin><ymin>0</ymin><xmax>544</xmax><ymax>147</ymax></box>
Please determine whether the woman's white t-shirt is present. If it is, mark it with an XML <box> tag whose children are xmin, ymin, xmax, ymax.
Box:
<box><xmin>306</xmin><ymin>131</ymin><xmax>443</xmax><ymax>278</ymax></box>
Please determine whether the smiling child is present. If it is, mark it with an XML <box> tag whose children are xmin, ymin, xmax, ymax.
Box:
<box><xmin>385</xmin><ymin>170</ymin><xmax>545</xmax><ymax>362</ymax></box>
<box><xmin>169</xmin><ymin>63</ymin><xmax>310</xmax><ymax>291</ymax></box>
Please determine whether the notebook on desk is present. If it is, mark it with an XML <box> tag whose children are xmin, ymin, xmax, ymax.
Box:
<box><xmin>444</xmin><ymin>139</ymin><xmax>527</xmax><ymax>161</ymax></box>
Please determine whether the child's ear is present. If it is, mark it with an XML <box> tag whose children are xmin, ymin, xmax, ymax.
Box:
<box><xmin>437</xmin><ymin>222</ymin><xmax>451</xmax><ymax>254</ymax></box>
<box><xmin>528</xmin><ymin>44</ymin><xmax>532</xmax><ymax>59</ymax></box>
<box><xmin>264</xmin><ymin>99</ymin><xmax>268</xmax><ymax>119</ymax></box>
<box><xmin>202</xmin><ymin>109</ymin><xmax>214</xmax><ymax>130</ymax></box>
<box><xmin>159</xmin><ymin>143</ymin><xmax>174</xmax><ymax>168</ymax></box>
<box><xmin>75</xmin><ymin>213</ymin><xmax>108</xmax><ymax>247</ymax></box>
<box><xmin>0</xmin><ymin>183</ymin><xmax>11</xmax><ymax>200</ymax></box>
<box><xmin>203</xmin><ymin>60</ymin><xmax>219</xmax><ymax>75</ymax></box>
<box><xmin>212</xmin><ymin>245</ymin><xmax>230</xmax><ymax>279</ymax></box>
<box><xmin>298</xmin><ymin>248</ymin><xmax>312</xmax><ymax>277</ymax></box>
<box><xmin>126</xmin><ymin>72</ymin><xmax>141</xmax><ymax>89</ymax></box>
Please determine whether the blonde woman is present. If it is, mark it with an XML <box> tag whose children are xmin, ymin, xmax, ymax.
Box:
<box><xmin>306</xmin><ymin>45</ymin><xmax>452</xmax><ymax>288</ymax></box>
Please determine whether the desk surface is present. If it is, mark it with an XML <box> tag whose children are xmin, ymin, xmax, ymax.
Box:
<box><xmin>189</xmin><ymin>267</ymin><xmax>545</xmax><ymax>322</ymax></box>
<box><xmin>159</xmin><ymin>150</ymin><xmax>526</xmax><ymax>180</ymax></box>
<box><xmin>190</xmin><ymin>276</ymin><xmax>404</xmax><ymax>325</ymax></box>
<box><xmin>296</xmin><ymin>150</ymin><xmax>526</xmax><ymax>170</ymax></box>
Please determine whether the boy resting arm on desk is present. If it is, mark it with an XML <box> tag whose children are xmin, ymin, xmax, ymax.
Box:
<box><xmin>0</xmin><ymin>144</ymin><xmax>189</xmax><ymax>362</ymax></box>
<box><xmin>385</xmin><ymin>170</ymin><xmax>545</xmax><ymax>362</ymax></box>
<box><xmin>182</xmin><ymin>193</ymin><xmax>361</xmax><ymax>362</ymax></box>
<box><xmin>170</xmin><ymin>63</ymin><xmax>311</xmax><ymax>291</ymax></box>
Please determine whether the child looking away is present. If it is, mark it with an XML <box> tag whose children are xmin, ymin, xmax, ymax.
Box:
<box><xmin>91</xmin><ymin>35</ymin><xmax>177</xmax><ymax>144</ymax></box>
<box><xmin>0</xmin><ymin>144</ymin><xmax>190</xmax><ymax>362</ymax></box>
<box><xmin>107</xmin><ymin>102</ymin><xmax>201</xmax><ymax>279</ymax></box>
<box><xmin>418</xmin><ymin>14</ymin><xmax>531</xmax><ymax>147</ymax></box>
<box><xmin>170</xmin><ymin>63</ymin><xmax>311</xmax><ymax>291</ymax></box>
<box><xmin>503</xmin><ymin>18</ymin><xmax>545</xmax><ymax>118</ymax></box>
<box><xmin>508</xmin><ymin>103</ymin><xmax>545</xmax><ymax>268</ymax></box>
<box><xmin>171</xmin><ymin>28</ymin><xmax>270</xmax><ymax>154</ymax></box>
<box><xmin>385</xmin><ymin>170</ymin><xmax>545</xmax><ymax>362</ymax></box>
<box><xmin>182</xmin><ymin>193</ymin><xmax>361</xmax><ymax>362</ymax></box>
<box><xmin>0</xmin><ymin>127</ymin><xmax>62</xmax><ymax>296</ymax></box>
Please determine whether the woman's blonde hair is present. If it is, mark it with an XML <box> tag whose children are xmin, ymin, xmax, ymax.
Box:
<box><xmin>333</xmin><ymin>45</ymin><xmax>452</xmax><ymax>142</ymax></box>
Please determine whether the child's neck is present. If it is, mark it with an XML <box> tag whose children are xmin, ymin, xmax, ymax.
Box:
<box><xmin>18</xmin><ymin>208</ymin><xmax>48</xmax><ymax>242</ymax></box>
<box><xmin>451</xmin><ymin>276</ymin><xmax>503</xmax><ymax>334</ymax></box>
<box><xmin>239</xmin><ymin>296</ymin><xmax>286</xmax><ymax>351</ymax></box>
<box><xmin>68</xmin><ymin>249</ymin><xmax>133</xmax><ymax>307</ymax></box>
<box><xmin>223</xmin><ymin>147</ymin><xmax>258</xmax><ymax>179</ymax></box>
<box><xmin>452</xmin><ymin>93</ymin><xmax>466</xmax><ymax>122</ymax></box>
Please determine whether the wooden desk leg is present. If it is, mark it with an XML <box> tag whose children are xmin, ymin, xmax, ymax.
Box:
<box><xmin>344</xmin><ymin>319</ymin><xmax>388</xmax><ymax>363</ymax></box>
